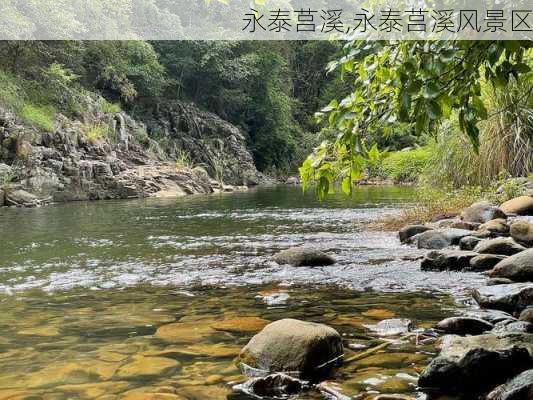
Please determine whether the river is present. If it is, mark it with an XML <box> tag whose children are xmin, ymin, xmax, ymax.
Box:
<box><xmin>0</xmin><ymin>185</ymin><xmax>486</xmax><ymax>399</ymax></box>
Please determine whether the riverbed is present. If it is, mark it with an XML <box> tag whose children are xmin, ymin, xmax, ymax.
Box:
<box><xmin>0</xmin><ymin>186</ymin><xmax>487</xmax><ymax>399</ymax></box>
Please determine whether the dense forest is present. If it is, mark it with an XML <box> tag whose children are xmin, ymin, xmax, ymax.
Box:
<box><xmin>0</xmin><ymin>40</ymin><xmax>531</xmax><ymax>198</ymax></box>
<box><xmin>0</xmin><ymin>41</ymin><xmax>354</xmax><ymax>174</ymax></box>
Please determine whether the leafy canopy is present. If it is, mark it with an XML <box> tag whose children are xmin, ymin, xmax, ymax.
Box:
<box><xmin>300</xmin><ymin>40</ymin><xmax>533</xmax><ymax>198</ymax></box>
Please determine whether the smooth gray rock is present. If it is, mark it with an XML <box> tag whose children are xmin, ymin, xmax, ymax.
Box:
<box><xmin>413</xmin><ymin>230</ymin><xmax>449</xmax><ymax>249</ymax></box>
<box><xmin>421</xmin><ymin>250</ymin><xmax>478</xmax><ymax>271</ymax></box>
<box><xmin>436</xmin><ymin>316</ymin><xmax>494</xmax><ymax>335</ymax></box>
<box><xmin>469</xmin><ymin>254</ymin><xmax>508</xmax><ymax>271</ymax></box>
<box><xmin>478</xmin><ymin>218</ymin><xmax>510</xmax><ymax>237</ymax></box>
<box><xmin>238</xmin><ymin>319</ymin><xmax>343</xmax><ymax>379</ymax></box>
<box><xmin>399</xmin><ymin>225</ymin><xmax>433</xmax><ymax>243</ymax></box>
<box><xmin>459</xmin><ymin>235</ymin><xmax>483</xmax><ymax>251</ymax></box>
<box><xmin>418</xmin><ymin>333</ymin><xmax>533</xmax><ymax>395</ymax></box>
<box><xmin>463</xmin><ymin>309</ymin><xmax>516</xmax><ymax>324</ymax></box>
<box><xmin>474</xmin><ymin>238</ymin><xmax>527</xmax><ymax>256</ymax></box>
<box><xmin>510</xmin><ymin>220</ymin><xmax>533</xmax><ymax>246</ymax></box>
<box><xmin>273</xmin><ymin>247</ymin><xmax>335</xmax><ymax>267</ymax></box>
<box><xmin>490</xmin><ymin>249</ymin><xmax>533</xmax><ymax>282</ymax></box>
<box><xmin>473</xmin><ymin>283</ymin><xmax>533</xmax><ymax>314</ymax></box>
<box><xmin>486</xmin><ymin>369</ymin><xmax>533</xmax><ymax>400</ymax></box>
<box><xmin>519</xmin><ymin>308</ymin><xmax>533</xmax><ymax>324</ymax></box>
<box><xmin>461</xmin><ymin>201</ymin><xmax>507</xmax><ymax>223</ymax></box>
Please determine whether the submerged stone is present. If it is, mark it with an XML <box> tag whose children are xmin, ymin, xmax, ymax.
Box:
<box><xmin>421</xmin><ymin>250</ymin><xmax>478</xmax><ymax>271</ymax></box>
<box><xmin>238</xmin><ymin>318</ymin><xmax>343</xmax><ymax>380</ymax></box>
<box><xmin>273</xmin><ymin>247</ymin><xmax>335</xmax><ymax>267</ymax></box>
<box><xmin>116</xmin><ymin>356</ymin><xmax>180</xmax><ymax>379</ymax></box>
<box><xmin>211</xmin><ymin>316</ymin><xmax>269</xmax><ymax>334</ymax></box>
<box><xmin>154</xmin><ymin>321</ymin><xmax>214</xmax><ymax>343</ymax></box>
<box><xmin>236</xmin><ymin>373</ymin><xmax>308</xmax><ymax>397</ymax></box>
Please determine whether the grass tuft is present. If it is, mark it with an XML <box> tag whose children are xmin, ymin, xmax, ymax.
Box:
<box><xmin>83</xmin><ymin>123</ymin><xmax>109</xmax><ymax>143</ymax></box>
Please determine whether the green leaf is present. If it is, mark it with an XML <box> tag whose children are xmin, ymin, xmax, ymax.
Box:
<box><xmin>422</xmin><ymin>82</ymin><xmax>440</xmax><ymax>99</ymax></box>
<box><xmin>427</xmin><ymin>100</ymin><xmax>442</xmax><ymax>120</ymax></box>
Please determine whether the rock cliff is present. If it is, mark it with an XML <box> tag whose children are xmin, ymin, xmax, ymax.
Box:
<box><xmin>0</xmin><ymin>98</ymin><xmax>260</xmax><ymax>207</ymax></box>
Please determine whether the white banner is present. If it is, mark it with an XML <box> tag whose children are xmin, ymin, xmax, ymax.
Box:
<box><xmin>0</xmin><ymin>0</ymin><xmax>531</xmax><ymax>40</ymax></box>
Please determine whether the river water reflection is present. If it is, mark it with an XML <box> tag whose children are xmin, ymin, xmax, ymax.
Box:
<box><xmin>0</xmin><ymin>186</ymin><xmax>486</xmax><ymax>399</ymax></box>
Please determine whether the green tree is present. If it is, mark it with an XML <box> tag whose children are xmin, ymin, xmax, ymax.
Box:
<box><xmin>301</xmin><ymin>40</ymin><xmax>533</xmax><ymax>198</ymax></box>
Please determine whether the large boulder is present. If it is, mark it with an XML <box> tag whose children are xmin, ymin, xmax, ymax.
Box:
<box><xmin>500</xmin><ymin>196</ymin><xmax>533</xmax><ymax>215</ymax></box>
<box><xmin>473</xmin><ymin>238</ymin><xmax>526</xmax><ymax>256</ymax></box>
<box><xmin>238</xmin><ymin>319</ymin><xmax>343</xmax><ymax>380</ymax></box>
<box><xmin>461</xmin><ymin>201</ymin><xmax>507</xmax><ymax>223</ymax></box>
<box><xmin>421</xmin><ymin>250</ymin><xmax>478</xmax><ymax>271</ymax></box>
<box><xmin>510</xmin><ymin>220</ymin><xmax>533</xmax><ymax>246</ymax></box>
<box><xmin>418</xmin><ymin>333</ymin><xmax>533</xmax><ymax>396</ymax></box>
<box><xmin>398</xmin><ymin>225</ymin><xmax>432</xmax><ymax>243</ymax></box>
<box><xmin>473</xmin><ymin>283</ymin><xmax>533</xmax><ymax>314</ymax></box>
<box><xmin>435</xmin><ymin>316</ymin><xmax>494</xmax><ymax>335</ymax></box>
<box><xmin>490</xmin><ymin>249</ymin><xmax>533</xmax><ymax>282</ymax></box>
<box><xmin>273</xmin><ymin>247</ymin><xmax>335</xmax><ymax>267</ymax></box>
<box><xmin>470</xmin><ymin>254</ymin><xmax>508</xmax><ymax>271</ymax></box>
<box><xmin>486</xmin><ymin>369</ymin><xmax>533</xmax><ymax>400</ymax></box>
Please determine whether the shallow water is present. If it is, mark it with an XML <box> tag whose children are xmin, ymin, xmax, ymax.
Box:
<box><xmin>0</xmin><ymin>186</ymin><xmax>486</xmax><ymax>399</ymax></box>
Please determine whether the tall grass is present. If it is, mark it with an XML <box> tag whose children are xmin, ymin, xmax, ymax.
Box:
<box><xmin>422</xmin><ymin>75</ymin><xmax>533</xmax><ymax>187</ymax></box>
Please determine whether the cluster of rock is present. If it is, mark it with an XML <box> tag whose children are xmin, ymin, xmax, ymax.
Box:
<box><xmin>400</xmin><ymin>196</ymin><xmax>533</xmax><ymax>399</ymax></box>
<box><xmin>0</xmin><ymin>99</ymin><xmax>261</xmax><ymax>207</ymax></box>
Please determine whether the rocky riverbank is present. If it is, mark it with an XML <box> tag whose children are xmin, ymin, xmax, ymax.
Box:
<box><xmin>0</xmin><ymin>98</ymin><xmax>262</xmax><ymax>207</ymax></box>
<box><xmin>398</xmin><ymin>196</ymin><xmax>533</xmax><ymax>399</ymax></box>
<box><xmin>227</xmin><ymin>195</ymin><xmax>533</xmax><ymax>400</ymax></box>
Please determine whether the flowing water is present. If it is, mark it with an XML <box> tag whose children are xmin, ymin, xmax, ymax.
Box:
<box><xmin>0</xmin><ymin>186</ymin><xmax>486</xmax><ymax>400</ymax></box>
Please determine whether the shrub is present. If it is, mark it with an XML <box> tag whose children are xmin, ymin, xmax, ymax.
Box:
<box><xmin>379</xmin><ymin>147</ymin><xmax>430</xmax><ymax>182</ymax></box>
<box><xmin>0</xmin><ymin>70</ymin><xmax>24</xmax><ymax>110</ymax></box>
<box><xmin>83</xmin><ymin>123</ymin><xmax>109</xmax><ymax>143</ymax></box>
<box><xmin>20</xmin><ymin>104</ymin><xmax>55</xmax><ymax>132</ymax></box>
<box><xmin>98</xmin><ymin>98</ymin><xmax>121</xmax><ymax>114</ymax></box>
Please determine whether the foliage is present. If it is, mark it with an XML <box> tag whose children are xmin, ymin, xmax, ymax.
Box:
<box><xmin>379</xmin><ymin>147</ymin><xmax>430</xmax><ymax>183</ymax></box>
<box><xmin>98</xmin><ymin>98</ymin><xmax>121</xmax><ymax>114</ymax></box>
<box><xmin>302</xmin><ymin>40</ymin><xmax>532</xmax><ymax>198</ymax></box>
<box><xmin>376</xmin><ymin>174</ymin><xmax>528</xmax><ymax>230</ymax></box>
<box><xmin>20</xmin><ymin>104</ymin><xmax>55</xmax><ymax>132</ymax></box>
<box><xmin>175</xmin><ymin>149</ymin><xmax>193</xmax><ymax>170</ymax></box>
<box><xmin>82</xmin><ymin>123</ymin><xmax>108</xmax><ymax>143</ymax></box>
<box><xmin>421</xmin><ymin>72</ymin><xmax>533</xmax><ymax>188</ymax></box>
